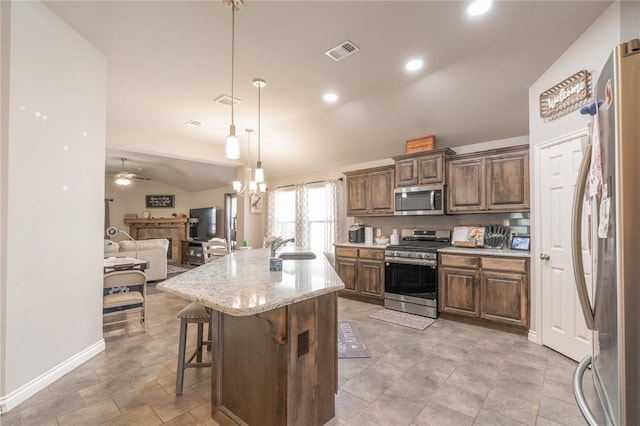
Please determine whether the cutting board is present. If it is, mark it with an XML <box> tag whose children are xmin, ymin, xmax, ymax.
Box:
<box><xmin>452</xmin><ymin>226</ymin><xmax>485</xmax><ymax>247</ymax></box>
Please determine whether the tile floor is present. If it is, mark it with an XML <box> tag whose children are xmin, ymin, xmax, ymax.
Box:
<box><xmin>0</xmin><ymin>286</ymin><xmax>595</xmax><ymax>425</ymax></box>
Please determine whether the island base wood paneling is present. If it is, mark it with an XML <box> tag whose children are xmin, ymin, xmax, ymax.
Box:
<box><xmin>211</xmin><ymin>292</ymin><xmax>337</xmax><ymax>426</ymax></box>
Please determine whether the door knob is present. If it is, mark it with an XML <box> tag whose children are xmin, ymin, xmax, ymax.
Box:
<box><xmin>540</xmin><ymin>253</ymin><xmax>550</xmax><ymax>260</ymax></box>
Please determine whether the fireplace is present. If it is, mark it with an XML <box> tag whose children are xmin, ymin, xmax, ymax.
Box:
<box><xmin>124</xmin><ymin>218</ymin><xmax>188</xmax><ymax>261</ymax></box>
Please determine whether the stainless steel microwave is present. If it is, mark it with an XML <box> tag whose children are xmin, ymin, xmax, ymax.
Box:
<box><xmin>394</xmin><ymin>185</ymin><xmax>445</xmax><ymax>216</ymax></box>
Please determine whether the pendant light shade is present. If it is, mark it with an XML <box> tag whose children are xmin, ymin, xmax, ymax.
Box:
<box><xmin>225</xmin><ymin>125</ymin><xmax>240</xmax><ymax>159</ymax></box>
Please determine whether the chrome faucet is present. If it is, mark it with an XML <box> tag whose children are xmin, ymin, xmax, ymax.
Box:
<box><xmin>270</xmin><ymin>237</ymin><xmax>295</xmax><ymax>257</ymax></box>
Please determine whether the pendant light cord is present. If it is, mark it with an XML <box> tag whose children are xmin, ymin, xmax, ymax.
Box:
<box><xmin>257</xmin><ymin>84</ymin><xmax>261</xmax><ymax>162</ymax></box>
<box><xmin>230</xmin><ymin>5</ymin><xmax>235</xmax><ymax>125</ymax></box>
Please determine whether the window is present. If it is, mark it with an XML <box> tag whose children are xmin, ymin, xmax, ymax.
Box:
<box><xmin>272</xmin><ymin>188</ymin><xmax>295</xmax><ymax>240</ymax></box>
<box><xmin>269</xmin><ymin>180</ymin><xmax>343</xmax><ymax>254</ymax></box>
<box><xmin>307</xmin><ymin>183</ymin><xmax>331</xmax><ymax>255</ymax></box>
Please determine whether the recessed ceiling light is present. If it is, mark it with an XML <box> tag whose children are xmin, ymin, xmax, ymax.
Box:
<box><xmin>323</xmin><ymin>93</ymin><xmax>339</xmax><ymax>103</ymax></box>
<box><xmin>185</xmin><ymin>120</ymin><xmax>202</xmax><ymax>127</ymax></box>
<box><xmin>405</xmin><ymin>59</ymin><xmax>424</xmax><ymax>71</ymax></box>
<box><xmin>467</xmin><ymin>0</ymin><xmax>492</xmax><ymax>16</ymax></box>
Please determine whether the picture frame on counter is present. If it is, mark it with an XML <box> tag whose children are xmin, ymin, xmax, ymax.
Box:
<box><xmin>510</xmin><ymin>235</ymin><xmax>531</xmax><ymax>251</ymax></box>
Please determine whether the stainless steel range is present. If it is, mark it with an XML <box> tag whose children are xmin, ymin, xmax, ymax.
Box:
<box><xmin>384</xmin><ymin>229</ymin><xmax>451</xmax><ymax>318</ymax></box>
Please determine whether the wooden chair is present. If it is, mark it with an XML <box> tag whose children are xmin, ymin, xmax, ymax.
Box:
<box><xmin>202</xmin><ymin>238</ymin><xmax>229</xmax><ymax>263</ymax></box>
<box><xmin>103</xmin><ymin>270</ymin><xmax>147</xmax><ymax>332</ymax></box>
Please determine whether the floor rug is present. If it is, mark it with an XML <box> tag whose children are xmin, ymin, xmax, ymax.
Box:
<box><xmin>369</xmin><ymin>309</ymin><xmax>436</xmax><ymax>331</ymax></box>
<box><xmin>167</xmin><ymin>264</ymin><xmax>190</xmax><ymax>275</ymax></box>
<box><xmin>337</xmin><ymin>322</ymin><xmax>371</xmax><ymax>359</ymax></box>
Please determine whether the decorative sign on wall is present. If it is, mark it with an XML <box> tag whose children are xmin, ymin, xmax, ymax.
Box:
<box><xmin>539</xmin><ymin>70</ymin><xmax>591</xmax><ymax>121</ymax></box>
<box><xmin>145</xmin><ymin>194</ymin><xmax>175</xmax><ymax>208</ymax></box>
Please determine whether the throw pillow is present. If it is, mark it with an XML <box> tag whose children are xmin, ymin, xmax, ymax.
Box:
<box><xmin>104</xmin><ymin>240</ymin><xmax>120</xmax><ymax>253</ymax></box>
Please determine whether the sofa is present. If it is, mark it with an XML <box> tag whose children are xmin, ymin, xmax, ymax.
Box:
<box><xmin>104</xmin><ymin>238</ymin><xmax>169</xmax><ymax>282</ymax></box>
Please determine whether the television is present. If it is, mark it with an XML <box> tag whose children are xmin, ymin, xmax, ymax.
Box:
<box><xmin>189</xmin><ymin>207</ymin><xmax>217</xmax><ymax>241</ymax></box>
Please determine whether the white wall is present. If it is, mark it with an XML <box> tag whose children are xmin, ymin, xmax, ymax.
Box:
<box><xmin>0</xmin><ymin>1</ymin><xmax>107</xmax><ymax>411</ymax></box>
<box><xmin>105</xmin><ymin>179</ymin><xmax>192</xmax><ymax>232</ymax></box>
<box><xmin>528</xmin><ymin>2</ymin><xmax>624</xmax><ymax>342</ymax></box>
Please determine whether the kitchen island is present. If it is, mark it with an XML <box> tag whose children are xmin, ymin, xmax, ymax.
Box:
<box><xmin>158</xmin><ymin>248</ymin><xmax>344</xmax><ymax>425</ymax></box>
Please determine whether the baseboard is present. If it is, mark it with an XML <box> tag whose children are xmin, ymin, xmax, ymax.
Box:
<box><xmin>0</xmin><ymin>339</ymin><xmax>105</xmax><ymax>414</ymax></box>
<box><xmin>528</xmin><ymin>329</ymin><xmax>540</xmax><ymax>344</ymax></box>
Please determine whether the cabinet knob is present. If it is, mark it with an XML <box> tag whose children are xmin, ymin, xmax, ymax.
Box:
<box><xmin>540</xmin><ymin>253</ymin><xmax>550</xmax><ymax>261</ymax></box>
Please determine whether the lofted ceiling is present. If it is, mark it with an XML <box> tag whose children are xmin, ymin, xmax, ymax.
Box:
<box><xmin>44</xmin><ymin>0</ymin><xmax>612</xmax><ymax>192</ymax></box>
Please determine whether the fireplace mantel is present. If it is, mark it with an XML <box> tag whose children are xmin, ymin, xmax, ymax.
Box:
<box><xmin>124</xmin><ymin>217</ymin><xmax>188</xmax><ymax>261</ymax></box>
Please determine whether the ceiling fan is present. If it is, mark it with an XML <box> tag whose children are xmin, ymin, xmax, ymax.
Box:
<box><xmin>111</xmin><ymin>158</ymin><xmax>151</xmax><ymax>186</ymax></box>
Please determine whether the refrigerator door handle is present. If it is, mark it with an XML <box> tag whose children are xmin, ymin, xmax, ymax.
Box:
<box><xmin>571</xmin><ymin>143</ymin><xmax>595</xmax><ymax>330</ymax></box>
<box><xmin>573</xmin><ymin>355</ymin><xmax>600</xmax><ymax>426</ymax></box>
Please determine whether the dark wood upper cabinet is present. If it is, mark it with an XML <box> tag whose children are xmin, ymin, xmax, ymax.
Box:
<box><xmin>393</xmin><ymin>148</ymin><xmax>456</xmax><ymax>187</ymax></box>
<box><xmin>486</xmin><ymin>150</ymin><xmax>530</xmax><ymax>211</ymax></box>
<box><xmin>345</xmin><ymin>165</ymin><xmax>394</xmax><ymax>216</ymax></box>
<box><xmin>447</xmin><ymin>157</ymin><xmax>487</xmax><ymax>212</ymax></box>
<box><xmin>447</xmin><ymin>145</ymin><xmax>529</xmax><ymax>214</ymax></box>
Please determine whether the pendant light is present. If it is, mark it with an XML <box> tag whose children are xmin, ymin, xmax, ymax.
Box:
<box><xmin>232</xmin><ymin>129</ymin><xmax>257</xmax><ymax>194</ymax></box>
<box><xmin>253</xmin><ymin>78</ymin><xmax>265</xmax><ymax>185</ymax></box>
<box><xmin>224</xmin><ymin>1</ymin><xmax>241</xmax><ymax>159</ymax></box>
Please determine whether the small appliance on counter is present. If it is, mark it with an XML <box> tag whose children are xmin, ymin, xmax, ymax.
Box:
<box><xmin>348</xmin><ymin>224</ymin><xmax>365</xmax><ymax>243</ymax></box>
<box><xmin>364</xmin><ymin>226</ymin><xmax>374</xmax><ymax>245</ymax></box>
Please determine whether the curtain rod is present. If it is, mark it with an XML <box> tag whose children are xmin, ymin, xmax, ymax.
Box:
<box><xmin>276</xmin><ymin>177</ymin><xmax>343</xmax><ymax>190</ymax></box>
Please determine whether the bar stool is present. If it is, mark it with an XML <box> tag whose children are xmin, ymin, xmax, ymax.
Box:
<box><xmin>175</xmin><ymin>302</ymin><xmax>212</xmax><ymax>395</ymax></box>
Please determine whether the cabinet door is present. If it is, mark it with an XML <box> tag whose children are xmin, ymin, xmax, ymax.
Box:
<box><xmin>418</xmin><ymin>153</ymin><xmax>444</xmax><ymax>184</ymax></box>
<box><xmin>346</xmin><ymin>174</ymin><xmax>368</xmax><ymax>216</ymax></box>
<box><xmin>480</xmin><ymin>270</ymin><xmax>528</xmax><ymax>328</ymax></box>
<box><xmin>486</xmin><ymin>151</ymin><xmax>529</xmax><ymax>211</ymax></box>
<box><xmin>439</xmin><ymin>267</ymin><xmax>480</xmax><ymax>317</ymax></box>
<box><xmin>335</xmin><ymin>257</ymin><xmax>357</xmax><ymax>293</ymax></box>
<box><xmin>395</xmin><ymin>158</ymin><xmax>418</xmax><ymax>187</ymax></box>
<box><xmin>369</xmin><ymin>169</ymin><xmax>394</xmax><ymax>215</ymax></box>
<box><xmin>357</xmin><ymin>260</ymin><xmax>384</xmax><ymax>299</ymax></box>
<box><xmin>447</xmin><ymin>157</ymin><xmax>486</xmax><ymax>213</ymax></box>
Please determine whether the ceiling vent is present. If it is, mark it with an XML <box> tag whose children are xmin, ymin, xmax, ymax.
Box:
<box><xmin>325</xmin><ymin>40</ymin><xmax>359</xmax><ymax>61</ymax></box>
<box><xmin>214</xmin><ymin>95</ymin><xmax>242</xmax><ymax>106</ymax></box>
<box><xmin>185</xmin><ymin>120</ymin><xmax>202</xmax><ymax>127</ymax></box>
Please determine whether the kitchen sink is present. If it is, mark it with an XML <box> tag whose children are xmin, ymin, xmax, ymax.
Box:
<box><xmin>277</xmin><ymin>252</ymin><xmax>317</xmax><ymax>260</ymax></box>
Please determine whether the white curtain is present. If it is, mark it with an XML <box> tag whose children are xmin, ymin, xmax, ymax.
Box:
<box><xmin>294</xmin><ymin>183</ymin><xmax>309</xmax><ymax>248</ymax></box>
<box><xmin>266</xmin><ymin>190</ymin><xmax>278</xmax><ymax>238</ymax></box>
<box><xmin>323</xmin><ymin>179</ymin><xmax>345</xmax><ymax>255</ymax></box>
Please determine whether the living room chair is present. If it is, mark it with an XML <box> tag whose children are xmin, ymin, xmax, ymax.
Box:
<box><xmin>103</xmin><ymin>270</ymin><xmax>147</xmax><ymax>332</ymax></box>
<box><xmin>202</xmin><ymin>238</ymin><xmax>229</xmax><ymax>263</ymax></box>
<box><xmin>176</xmin><ymin>302</ymin><xmax>212</xmax><ymax>395</ymax></box>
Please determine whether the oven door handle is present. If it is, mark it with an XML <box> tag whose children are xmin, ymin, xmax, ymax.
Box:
<box><xmin>385</xmin><ymin>258</ymin><xmax>437</xmax><ymax>267</ymax></box>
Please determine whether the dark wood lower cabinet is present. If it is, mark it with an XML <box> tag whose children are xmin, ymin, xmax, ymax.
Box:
<box><xmin>211</xmin><ymin>292</ymin><xmax>337</xmax><ymax>425</ymax></box>
<box><xmin>439</xmin><ymin>267</ymin><xmax>480</xmax><ymax>317</ymax></box>
<box><xmin>439</xmin><ymin>253</ymin><xmax>529</xmax><ymax>333</ymax></box>
<box><xmin>481</xmin><ymin>270</ymin><xmax>528</xmax><ymax>327</ymax></box>
<box><xmin>335</xmin><ymin>246</ymin><xmax>384</xmax><ymax>303</ymax></box>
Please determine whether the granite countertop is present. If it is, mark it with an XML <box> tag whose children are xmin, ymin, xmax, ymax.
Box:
<box><xmin>157</xmin><ymin>248</ymin><xmax>345</xmax><ymax>316</ymax></box>
<box><xmin>334</xmin><ymin>242</ymin><xmax>388</xmax><ymax>249</ymax></box>
<box><xmin>438</xmin><ymin>246</ymin><xmax>531</xmax><ymax>258</ymax></box>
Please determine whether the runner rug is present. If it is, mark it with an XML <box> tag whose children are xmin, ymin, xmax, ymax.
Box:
<box><xmin>369</xmin><ymin>309</ymin><xmax>436</xmax><ymax>331</ymax></box>
<box><xmin>337</xmin><ymin>322</ymin><xmax>371</xmax><ymax>359</ymax></box>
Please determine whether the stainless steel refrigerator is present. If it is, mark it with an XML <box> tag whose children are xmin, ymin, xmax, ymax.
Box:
<box><xmin>572</xmin><ymin>39</ymin><xmax>640</xmax><ymax>425</ymax></box>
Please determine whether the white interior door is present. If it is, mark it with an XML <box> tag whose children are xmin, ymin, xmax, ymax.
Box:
<box><xmin>538</xmin><ymin>133</ymin><xmax>592</xmax><ymax>362</ymax></box>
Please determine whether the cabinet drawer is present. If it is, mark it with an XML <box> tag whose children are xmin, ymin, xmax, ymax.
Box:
<box><xmin>335</xmin><ymin>247</ymin><xmax>358</xmax><ymax>258</ymax></box>
<box><xmin>359</xmin><ymin>248</ymin><xmax>385</xmax><ymax>261</ymax></box>
<box><xmin>481</xmin><ymin>257</ymin><xmax>528</xmax><ymax>273</ymax></box>
<box><xmin>440</xmin><ymin>254</ymin><xmax>479</xmax><ymax>269</ymax></box>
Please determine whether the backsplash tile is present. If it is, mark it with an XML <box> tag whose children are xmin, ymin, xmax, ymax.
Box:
<box><xmin>352</xmin><ymin>212</ymin><xmax>531</xmax><ymax>239</ymax></box>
